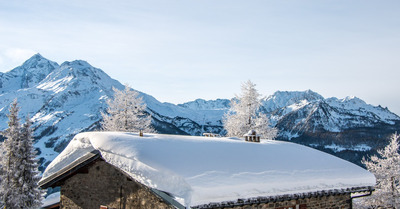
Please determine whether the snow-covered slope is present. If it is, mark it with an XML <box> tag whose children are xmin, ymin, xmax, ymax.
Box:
<box><xmin>178</xmin><ymin>98</ymin><xmax>230</xmax><ymax>110</ymax></box>
<box><xmin>262</xmin><ymin>90</ymin><xmax>399</xmax><ymax>135</ymax></box>
<box><xmin>263</xmin><ymin>90</ymin><xmax>324</xmax><ymax>112</ymax></box>
<box><xmin>0</xmin><ymin>54</ymin><xmax>227</xmax><ymax>168</ymax></box>
<box><xmin>0</xmin><ymin>54</ymin><xmax>59</xmax><ymax>92</ymax></box>
<box><xmin>172</xmin><ymin>92</ymin><xmax>400</xmax><ymax>166</ymax></box>
<box><xmin>180</xmin><ymin>90</ymin><xmax>399</xmax><ymax>136</ymax></box>
<box><xmin>0</xmin><ymin>55</ymin><xmax>125</xmax><ymax>168</ymax></box>
<box><xmin>176</xmin><ymin>89</ymin><xmax>397</xmax><ymax>138</ymax></box>
<box><xmin>257</xmin><ymin>90</ymin><xmax>400</xmax><ymax>165</ymax></box>
<box><xmin>41</xmin><ymin>132</ymin><xmax>375</xmax><ymax>207</ymax></box>
<box><xmin>1</xmin><ymin>54</ymin><xmax>399</xmax><ymax>169</ymax></box>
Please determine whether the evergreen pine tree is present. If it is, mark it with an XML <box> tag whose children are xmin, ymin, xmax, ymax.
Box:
<box><xmin>253</xmin><ymin>113</ymin><xmax>278</xmax><ymax>140</ymax></box>
<box><xmin>223</xmin><ymin>80</ymin><xmax>277</xmax><ymax>139</ymax></box>
<box><xmin>18</xmin><ymin>116</ymin><xmax>43</xmax><ymax>208</ymax></box>
<box><xmin>0</xmin><ymin>140</ymin><xmax>3</xmax><ymax>207</ymax></box>
<box><xmin>101</xmin><ymin>84</ymin><xmax>154</xmax><ymax>133</ymax></box>
<box><xmin>0</xmin><ymin>99</ymin><xmax>42</xmax><ymax>209</ymax></box>
<box><xmin>1</xmin><ymin>99</ymin><xmax>22</xmax><ymax>208</ymax></box>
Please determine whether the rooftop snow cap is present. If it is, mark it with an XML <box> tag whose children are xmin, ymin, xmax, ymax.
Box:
<box><xmin>244</xmin><ymin>129</ymin><xmax>257</xmax><ymax>136</ymax></box>
<box><xmin>41</xmin><ymin>132</ymin><xmax>376</xmax><ymax>207</ymax></box>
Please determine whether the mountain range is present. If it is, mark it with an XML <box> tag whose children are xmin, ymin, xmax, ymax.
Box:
<box><xmin>0</xmin><ymin>54</ymin><xmax>399</xmax><ymax>169</ymax></box>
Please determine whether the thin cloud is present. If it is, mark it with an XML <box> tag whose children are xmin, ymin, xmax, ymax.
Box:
<box><xmin>0</xmin><ymin>48</ymin><xmax>37</xmax><ymax>71</ymax></box>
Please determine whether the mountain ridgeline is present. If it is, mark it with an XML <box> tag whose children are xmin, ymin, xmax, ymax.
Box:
<box><xmin>0</xmin><ymin>54</ymin><xmax>399</xmax><ymax>169</ymax></box>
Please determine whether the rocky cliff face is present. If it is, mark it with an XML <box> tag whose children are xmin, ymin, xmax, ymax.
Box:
<box><xmin>259</xmin><ymin>90</ymin><xmax>399</xmax><ymax>165</ymax></box>
<box><xmin>0</xmin><ymin>54</ymin><xmax>399</xmax><ymax>168</ymax></box>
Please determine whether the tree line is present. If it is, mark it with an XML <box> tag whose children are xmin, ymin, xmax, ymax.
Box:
<box><xmin>102</xmin><ymin>81</ymin><xmax>278</xmax><ymax>140</ymax></box>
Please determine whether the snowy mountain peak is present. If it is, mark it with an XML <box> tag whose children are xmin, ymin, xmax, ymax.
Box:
<box><xmin>22</xmin><ymin>53</ymin><xmax>46</xmax><ymax>66</ymax></box>
<box><xmin>178</xmin><ymin>98</ymin><xmax>230</xmax><ymax>110</ymax></box>
<box><xmin>341</xmin><ymin>96</ymin><xmax>366</xmax><ymax>104</ymax></box>
<box><xmin>263</xmin><ymin>90</ymin><xmax>324</xmax><ymax>112</ymax></box>
<box><xmin>61</xmin><ymin>60</ymin><xmax>91</xmax><ymax>68</ymax></box>
<box><xmin>0</xmin><ymin>54</ymin><xmax>59</xmax><ymax>91</ymax></box>
<box><xmin>59</xmin><ymin>60</ymin><xmax>96</xmax><ymax>76</ymax></box>
<box><xmin>35</xmin><ymin>59</ymin><xmax>121</xmax><ymax>97</ymax></box>
<box><xmin>19</xmin><ymin>53</ymin><xmax>59</xmax><ymax>73</ymax></box>
<box><xmin>59</xmin><ymin>60</ymin><xmax>111</xmax><ymax>81</ymax></box>
<box><xmin>272</xmin><ymin>93</ymin><xmax>400</xmax><ymax>137</ymax></box>
<box><xmin>1</xmin><ymin>54</ymin><xmax>399</xmax><ymax>171</ymax></box>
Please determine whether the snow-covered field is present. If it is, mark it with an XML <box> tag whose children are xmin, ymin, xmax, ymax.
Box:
<box><xmin>42</xmin><ymin>132</ymin><xmax>375</xmax><ymax>207</ymax></box>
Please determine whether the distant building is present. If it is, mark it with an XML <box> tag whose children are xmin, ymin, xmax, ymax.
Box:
<box><xmin>202</xmin><ymin>133</ymin><xmax>221</xmax><ymax>137</ymax></box>
<box><xmin>243</xmin><ymin>129</ymin><xmax>260</xmax><ymax>142</ymax></box>
<box><xmin>39</xmin><ymin>132</ymin><xmax>375</xmax><ymax>209</ymax></box>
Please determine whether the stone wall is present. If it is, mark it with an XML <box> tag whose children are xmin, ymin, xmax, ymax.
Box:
<box><xmin>60</xmin><ymin>160</ymin><xmax>174</xmax><ymax>209</ymax></box>
<box><xmin>59</xmin><ymin>158</ymin><xmax>352</xmax><ymax>209</ymax></box>
<box><xmin>209</xmin><ymin>193</ymin><xmax>351</xmax><ymax>209</ymax></box>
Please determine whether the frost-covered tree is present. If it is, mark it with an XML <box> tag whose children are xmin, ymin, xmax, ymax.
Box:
<box><xmin>101</xmin><ymin>84</ymin><xmax>154</xmax><ymax>133</ymax></box>
<box><xmin>1</xmin><ymin>99</ymin><xmax>22</xmax><ymax>208</ymax></box>
<box><xmin>356</xmin><ymin>133</ymin><xmax>400</xmax><ymax>208</ymax></box>
<box><xmin>253</xmin><ymin>113</ymin><xmax>278</xmax><ymax>140</ymax></box>
<box><xmin>17</xmin><ymin>116</ymin><xmax>43</xmax><ymax>208</ymax></box>
<box><xmin>223</xmin><ymin>80</ymin><xmax>277</xmax><ymax>139</ymax></box>
<box><xmin>0</xmin><ymin>99</ymin><xmax>42</xmax><ymax>209</ymax></box>
<box><xmin>0</xmin><ymin>141</ymin><xmax>3</xmax><ymax>205</ymax></box>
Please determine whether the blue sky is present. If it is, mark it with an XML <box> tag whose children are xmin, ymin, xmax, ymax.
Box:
<box><xmin>1</xmin><ymin>1</ymin><xmax>399</xmax><ymax>115</ymax></box>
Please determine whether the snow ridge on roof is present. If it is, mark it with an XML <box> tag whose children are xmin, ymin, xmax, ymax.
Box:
<box><xmin>41</xmin><ymin>132</ymin><xmax>375</xmax><ymax>207</ymax></box>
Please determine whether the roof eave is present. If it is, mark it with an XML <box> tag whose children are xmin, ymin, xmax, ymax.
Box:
<box><xmin>191</xmin><ymin>186</ymin><xmax>375</xmax><ymax>209</ymax></box>
<box><xmin>39</xmin><ymin>149</ymin><xmax>101</xmax><ymax>188</ymax></box>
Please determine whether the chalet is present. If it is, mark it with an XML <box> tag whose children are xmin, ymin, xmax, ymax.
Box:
<box><xmin>39</xmin><ymin>132</ymin><xmax>375</xmax><ymax>209</ymax></box>
<box><xmin>243</xmin><ymin>129</ymin><xmax>260</xmax><ymax>142</ymax></box>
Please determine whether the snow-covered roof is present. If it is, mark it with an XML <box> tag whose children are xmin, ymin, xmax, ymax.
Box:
<box><xmin>243</xmin><ymin>129</ymin><xmax>259</xmax><ymax>136</ymax></box>
<box><xmin>40</xmin><ymin>132</ymin><xmax>375</xmax><ymax>207</ymax></box>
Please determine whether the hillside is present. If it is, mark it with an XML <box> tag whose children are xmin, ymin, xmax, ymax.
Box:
<box><xmin>0</xmin><ymin>54</ymin><xmax>399</xmax><ymax>169</ymax></box>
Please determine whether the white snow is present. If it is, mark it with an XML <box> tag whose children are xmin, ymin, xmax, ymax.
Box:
<box><xmin>326</xmin><ymin>96</ymin><xmax>399</xmax><ymax>123</ymax></box>
<box><xmin>1</xmin><ymin>54</ymin><xmax>399</xmax><ymax>172</ymax></box>
<box><xmin>42</xmin><ymin>132</ymin><xmax>375</xmax><ymax>207</ymax></box>
<box><xmin>286</xmin><ymin>99</ymin><xmax>309</xmax><ymax>112</ymax></box>
<box><xmin>264</xmin><ymin>91</ymin><xmax>399</xmax><ymax>132</ymax></box>
<box><xmin>325</xmin><ymin>144</ymin><xmax>347</xmax><ymax>152</ymax></box>
<box><xmin>325</xmin><ymin>143</ymin><xmax>372</xmax><ymax>153</ymax></box>
<box><xmin>37</xmin><ymin>75</ymin><xmax>73</xmax><ymax>93</ymax></box>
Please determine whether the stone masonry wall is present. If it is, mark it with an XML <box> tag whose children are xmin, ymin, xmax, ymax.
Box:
<box><xmin>60</xmin><ymin>160</ymin><xmax>174</xmax><ymax>209</ymax></box>
<box><xmin>209</xmin><ymin>193</ymin><xmax>351</xmax><ymax>209</ymax></box>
